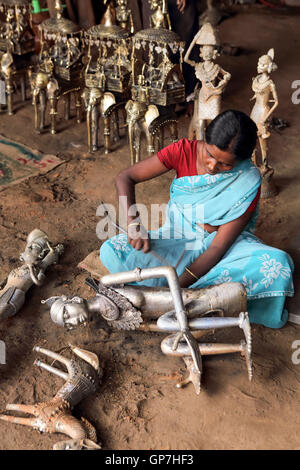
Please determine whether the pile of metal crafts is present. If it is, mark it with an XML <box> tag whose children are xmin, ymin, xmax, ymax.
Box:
<box><xmin>0</xmin><ymin>228</ymin><xmax>253</xmax><ymax>449</ymax></box>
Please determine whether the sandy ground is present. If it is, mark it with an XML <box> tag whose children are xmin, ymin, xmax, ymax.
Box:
<box><xmin>0</xmin><ymin>6</ymin><xmax>300</xmax><ymax>450</ymax></box>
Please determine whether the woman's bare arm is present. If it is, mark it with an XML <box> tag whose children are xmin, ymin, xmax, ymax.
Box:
<box><xmin>115</xmin><ymin>154</ymin><xmax>170</xmax><ymax>252</ymax></box>
<box><xmin>179</xmin><ymin>209</ymin><xmax>254</xmax><ymax>287</ymax></box>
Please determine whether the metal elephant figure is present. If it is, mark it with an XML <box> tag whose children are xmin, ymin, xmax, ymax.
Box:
<box><xmin>31</xmin><ymin>72</ymin><xmax>59</xmax><ymax>135</ymax></box>
<box><xmin>125</xmin><ymin>99</ymin><xmax>160</xmax><ymax>165</ymax></box>
<box><xmin>82</xmin><ymin>88</ymin><xmax>119</xmax><ymax>154</ymax></box>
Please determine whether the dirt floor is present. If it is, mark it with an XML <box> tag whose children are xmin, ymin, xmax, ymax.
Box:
<box><xmin>0</xmin><ymin>5</ymin><xmax>300</xmax><ymax>451</ymax></box>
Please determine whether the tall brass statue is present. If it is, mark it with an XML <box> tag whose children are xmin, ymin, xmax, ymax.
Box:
<box><xmin>184</xmin><ymin>22</ymin><xmax>231</xmax><ymax>140</ymax></box>
<box><xmin>250</xmin><ymin>49</ymin><xmax>279</xmax><ymax>198</ymax></box>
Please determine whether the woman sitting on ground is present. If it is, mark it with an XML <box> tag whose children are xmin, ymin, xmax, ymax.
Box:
<box><xmin>100</xmin><ymin>110</ymin><xmax>294</xmax><ymax>328</ymax></box>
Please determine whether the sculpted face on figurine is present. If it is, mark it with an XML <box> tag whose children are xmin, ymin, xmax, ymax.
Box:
<box><xmin>257</xmin><ymin>53</ymin><xmax>277</xmax><ymax>75</ymax></box>
<box><xmin>45</xmin><ymin>295</ymin><xmax>88</xmax><ymax>328</ymax></box>
<box><xmin>200</xmin><ymin>45</ymin><xmax>218</xmax><ymax>62</ymax></box>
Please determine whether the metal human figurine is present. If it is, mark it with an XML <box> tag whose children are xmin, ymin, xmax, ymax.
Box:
<box><xmin>250</xmin><ymin>48</ymin><xmax>279</xmax><ymax>198</ymax></box>
<box><xmin>184</xmin><ymin>22</ymin><xmax>231</xmax><ymax>140</ymax></box>
<box><xmin>149</xmin><ymin>0</ymin><xmax>171</xmax><ymax>30</ymax></box>
<box><xmin>0</xmin><ymin>229</ymin><xmax>63</xmax><ymax>321</ymax></box>
<box><xmin>115</xmin><ymin>0</ymin><xmax>134</xmax><ymax>33</ymax></box>
<box><xmin>43</xmin><ymin>269</ymin><xmax>253</xmax><ymax>395</ymax></box>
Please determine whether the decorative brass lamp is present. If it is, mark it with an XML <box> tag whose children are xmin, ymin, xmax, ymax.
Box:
<box><xmin>83</xmin><ymin>6</ymin><xmax>131</xmax><ymax>153</ymax></box>
<box><xmin>0</xmin><ymin>0</ymin><xmax>35</xmax><ymax>115</ymax></box>
<box><xmin>31</xmin><ymin>0</ymin><xmax>84</xmax><ymax>134</ymax></box>
<box><xmin>127</xmin><ymin>2</ymin><xmax>185</xmax><ymax>164</ymax></box>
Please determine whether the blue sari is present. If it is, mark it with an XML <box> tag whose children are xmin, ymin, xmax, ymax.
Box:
<box><xmin>100</xmin><ymin>159</ymin><xmax>294</xmax><ymax>328</ymax></box>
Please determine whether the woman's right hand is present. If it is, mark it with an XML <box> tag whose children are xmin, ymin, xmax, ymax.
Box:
<box><xmin>128</xmin><ymin>223</ymin><xmax>150</xmax><ymax>253</ymax></box>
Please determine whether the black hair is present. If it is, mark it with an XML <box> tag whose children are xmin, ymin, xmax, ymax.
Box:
<box><xmin>205</xmin><ymin>110</ymin><xmax>257</xmax><ymax>161</ymax></box>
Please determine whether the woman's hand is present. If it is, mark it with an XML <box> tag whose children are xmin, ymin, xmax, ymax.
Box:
<box><xmin>128</xmin><ymin>223</ymin><xmax>150</xmax><ymax>253</ymax></box>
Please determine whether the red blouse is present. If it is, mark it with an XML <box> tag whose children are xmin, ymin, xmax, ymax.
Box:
<box><xmin>157</xmin><ymin>139</ymin><xmax>261</xmax><ymax>213</ymax></box>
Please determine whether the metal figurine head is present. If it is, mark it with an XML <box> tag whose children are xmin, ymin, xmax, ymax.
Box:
<box><xmin>43</xmin><ymin>295</ymin><xmax>89</xmax><ymax>329</ymax></box>
<box><xmin>257</xmin><ymin>48</ymin><xmax>277</xmax><ymax>75</ymax></box>
<box><xmin>200</xmin><ymin>44</ymin><xmax>218</xmax><ymax>61</ymax></box>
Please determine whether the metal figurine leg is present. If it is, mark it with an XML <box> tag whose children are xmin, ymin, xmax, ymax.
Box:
<box><xmin>258</xmin><ymin>134</ymin><xmax>277</xmax><ymax>199</ymax></box>
<box><xmin>20</xmin><ymin>74</ymin><xmax>26</xmax><ymax>102</ymax></box>
<box><xmin>75</xmin><ymin>90</ymin><xmax>82</xmax><ymax>124</ymax></box>
<box><xmin>91</xmin><ymin>106</ymin><xmax>99</xmax><ymax>153</ymax></box>
<box><xmin>33</xmin><ymin>95</ymin><xmax>40</xmax><ymax>133</ymax></box>
<box><xmin>103</xmin><ymin>115</ymin><xmax>111</xmax><ymax>154</ymax></box>
<box><xmin>50</xmin><ymin>97</ymin><xmax>58</xmax><ymax>135</ymax></box>
<box><xmin>169</xmin><ymin>121</ymin><xmax>178</xmax><ymax>143</ymax></box>
<box><xmin>6</xmin><ymin>77</ymin><xmax>14</xmax><ymax>116</ymax></box>
<box><xmin>64</xmin><ymin>93</ymin><xmax>71</xmax><ymax>121</ymax></box>
<box><xmin>39</xmin><ymin>91</ymin><xmax>47</xmax><ymax>133</ymax></box>
<box><xmin>147</xmin><ymin>133</ymin><xmax>156</xmax><ymax>156</ymax></box>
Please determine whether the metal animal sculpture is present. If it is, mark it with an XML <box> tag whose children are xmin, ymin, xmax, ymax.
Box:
<box><xmin>0</xmin><ymin>345</ymin><xmax>102</xmax><ymax>450</ymax></box>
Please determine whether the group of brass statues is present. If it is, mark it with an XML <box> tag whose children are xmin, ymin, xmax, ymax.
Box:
<box><xmin>0</xmin><ymin>0</ymin><xmax>279</xmax><ymax>198</ymax></box>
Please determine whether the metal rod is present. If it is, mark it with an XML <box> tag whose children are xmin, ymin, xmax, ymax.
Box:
<box><xmin>34</xmin><ymin>360</ymin><xmax>68</xmax><ymax>380</ymax></box>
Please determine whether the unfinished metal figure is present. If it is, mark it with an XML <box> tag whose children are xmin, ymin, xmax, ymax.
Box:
<box><xmin>184</xmin><ymin>23</ymin><xmax>231</xmax><ymax>140</ymax></box>
<box><xmin>43</xmin><ymin>266</ymin><xmax>252</xmax><ymax>395</ymax></box>
<box><xmin>0</xmin><ymin>229</ymin><xmax>63</xmax><ymax>321</ymax></box>
<box><xmin>0</xmin><ymin>345</ymin><xmax>102</xmax><ymax>450</ymax></box>
<box><xmin>250</xmin><ymin>48</ymin><xmax>278</xmax><ymax>198</ymax></box>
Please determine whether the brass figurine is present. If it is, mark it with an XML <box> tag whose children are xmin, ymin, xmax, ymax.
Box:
<box><xmin>0</xmin><ymin>0</ymin><xmax>35</xmax><ymax>115</ymax></box>
<box><xmin>184</xmin><ymin>23</ymin><xmax>231</xmax><ymax>140</ymax></box>
<box><xmin>0</xmin><ymin>345</ymin><xmax>102</xmax><ymax>450</ymax></box>
<box><xmin>83</xmin><ymin>6</ymin><xmax>131</xmax><ymax>153</ymax></box>
<box><xmin>31</xmin><ymin>0</ymin><xmax>84</xmax><ymax>134</ymax></box>
<box><xmin>0</xmin><ymin>229</ymin><xmax>64</xmax><ymax>322</ymax></box>
<box><xmin>129</xmin><ymin>23</ymin><xmax>185</xmax><ymax>163</ymax></box>
<box><xmin>149</xmin><ymin>0</ymin><xmax>171</xmax><ymax>30</ymax></box>
<box><xmin>44</xmin><ymin>271</ymin><xmax>252</xmax><ymax>395</ymax></box>
<box><xmin>115</xmin><ymin>0</ymin><xmax>134</xmax><ymax>34</ymax></box>
<box><xmin>250</xmin><ymin>49</ymin><xmax>278</xmax><ymax>198</ymax></box>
